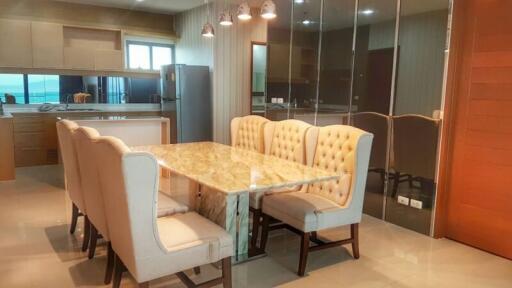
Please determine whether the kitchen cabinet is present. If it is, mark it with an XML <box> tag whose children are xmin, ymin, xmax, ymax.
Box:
<box><xmin>10</xmin><ymin>110</ymin><xmax>161</xmax><ymax>168</ymax></box>
<box><xmin>94</xmin><ymin>49</ymin><xmax>123</xmax><ymax>71</ymax></box>
<box><xmin>0</xmin><ymin>117</ymin><xmax>15</xmax><ymax>181</ymax></box>
<box><xmin>0</xmin><ymin>19</ymin><xmax>33</xmax><ymax>68</ymax></box>
<box><xmin>32</xmin><ymin>22</ymin><xmax>64</xmax><ymax>68</ymax></box>
<box><xmin>64</xmin><ymin>47</ymin><xmax>95</xmax><ymax>70</ymax></box>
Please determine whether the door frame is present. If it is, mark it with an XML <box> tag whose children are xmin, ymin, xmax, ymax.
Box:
<box><xmin>433</xmin><ymin>0</ymin><xmax>464</xmax><ymax>238</ymax></box>
<box><xmin>250</xmin><ymin>41</ymin><xmax>268</xmax><ymax>115</ymax></box>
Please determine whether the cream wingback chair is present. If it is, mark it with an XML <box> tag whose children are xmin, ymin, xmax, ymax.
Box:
<box><xmin>260</xmin><ymin>125</ymin><xmax>373</xmax><ymax>276</ymax></box>
<box><xmin>230</xmin><ymin>115</ymin><xmax>269</xmax><ymax>152</ymax></box>
<box><xmin>72</xmin><ymin>126</ymin><xmax>115</xmax><ymax>284</ymax></box>
<box><xmin>93</xmin><ymin>136</ymin><xmax>233</xmax><ymax>288</ymax></box>
<box><xmin>72</xmin><ymin>126</ymin><xmax>191</xmax><ymax>284</ymax></box>
<box><xmin>56</xmin><ymin>120</ymin><xmax>90</xmax><ymax>252</ymax></box>
<box><xmin>230</xmin><ymin>115</ymin><xmax>270</xmax><ymax>249</ymax></box>
<box><xmin>249</xmin><ymin>119</ymin><xmax>313</xmax><ymax>250</ymax></box>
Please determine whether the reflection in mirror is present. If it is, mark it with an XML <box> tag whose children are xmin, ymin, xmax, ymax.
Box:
<box><xmin>266</xmin><ymin>0</ymin><xmax>293</xmax><ymax>121</ymax></box>
<box><xmin>0</xmin><ymin>73</ymin><xmax>161</xmax><ymax>104</ymax></box>
<box><xmin>351</xmin><ymin>0</ymin><xmax>397</xmax><ymax>219</ymax></box>
<box><xmin>314</xmin><ymin>0</ymin><xmax>356</xmax><ymax>126</ymax></box>
<box><xmin>385</xmin><ymin>0</ymin><xmax>450</xmax><ymax>235</ymax></box>
<box><xmin>289</xmin><ymin>0</ymin><xmax>321</xmax><ymax>125</ymax></box>
<box><xmin>251</xmin><ymin>42</ymin><xmax>267</xmax><ymax>116</ymax></box>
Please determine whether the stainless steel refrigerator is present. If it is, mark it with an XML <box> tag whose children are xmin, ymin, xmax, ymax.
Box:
<box><xmin>161</xmin><ymin>64</ymin><xmax>212</xmax><ymax>143</ymax></box>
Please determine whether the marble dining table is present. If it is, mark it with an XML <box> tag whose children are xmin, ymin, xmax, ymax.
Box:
<box><xmin>132</xmin><ymin>141</ymin><xmax>338</xmax><ymax>262</ymax></box>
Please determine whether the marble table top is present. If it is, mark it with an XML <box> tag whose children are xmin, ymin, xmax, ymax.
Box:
<box><xmin>132</xmin><ymin>142</ymin><xmax>338</xmax><ymax>195</ymax></box>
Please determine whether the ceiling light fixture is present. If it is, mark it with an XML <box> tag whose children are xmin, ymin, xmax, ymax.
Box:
<box><xmin>237</xmin><ymin>2</ymin><xmax>252</xmax><ymax>20</ymax></box>
<box><xmin>201</xmin><ymin>0</ymin><xmax>214</xmax><ymax>38</ymax></box>
<box><xmin>219</xmin><ymin>9</ymin><xmax>234</xmax><ymax>26</ymax></box>
<box><xmin>219</xmin><ymin>0</ymin><xmax>233</xmax><ymax>26</ymax></box>
<box><xmin>302</xmin><ymin>19</ymin><xmax>311</xmax><ymax>25</ymax></box>
<box><xmin>360</xmin><ymin>9</ymin><xmax>375</xmax><ymax>15</ymax></box>
<box><xmin>294</xmin><ymin>0</ymin><xmax>305</xmax><ymax>3</ymax></box>
<box><xmin>261</xmin><ymin>0</ymin><xmax>277</xmax><ymax>19</ymax></box>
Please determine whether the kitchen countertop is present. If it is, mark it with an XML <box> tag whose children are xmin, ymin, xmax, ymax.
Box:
<box><xmin>3</xmin><ymin>103</ymin><xmax>161</xmax><ymax>115</ymax></box>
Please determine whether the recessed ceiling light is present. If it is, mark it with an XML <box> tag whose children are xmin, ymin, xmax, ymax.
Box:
<box><xmin>294</xmin><ymin>0</ymin><xmax>305</xmax><ymax>4</ymax></box>
<box><xmin>302</xmin><ymin>19</ymin><xmax>311</xmax><ymax>25</ymax></box>
<box><xmin>360</xmin><ymin>9</ymin><xmax>374</xmax><ymax>15</ymax></box>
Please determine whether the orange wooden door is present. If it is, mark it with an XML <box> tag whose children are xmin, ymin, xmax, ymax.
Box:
<box><xmin>443</xmin><ymin>0</ymin><xmax>512</xmax><ymax>259</ymax></box>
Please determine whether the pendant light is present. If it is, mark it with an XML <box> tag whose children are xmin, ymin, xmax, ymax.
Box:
<box><xmin>219</xmin><ymin>0</ymin><xmax>233</xmax><ymax>26</ymax></box>
<box><xmin>237</xmin><ymin>2</ymin><xmax>252</xmax><ymax>20</ymax></box>
<box><xmin>260</xmin><ymin>0</ymin><xmax>277</xmax><ymax>19</ymax></box>
<box><xmin>201</xmin><ymin>0</ymin><xmax>214</xmax><ymax>37</ymax></box>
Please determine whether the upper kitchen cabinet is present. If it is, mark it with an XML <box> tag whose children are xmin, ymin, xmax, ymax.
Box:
<box><xmin>0</xmin><ymin>19</ymin><xmax>33</xmax><ymax>68</ymax></box>
<box><xmin>63</xmin><ymin>26</ymin><xmax>124</xmax><ymax>71</ymax></box>
<box><xmin>31</xmin><ymin>22</ymin><xmax>64</xmax><ymax>69</ymax></box>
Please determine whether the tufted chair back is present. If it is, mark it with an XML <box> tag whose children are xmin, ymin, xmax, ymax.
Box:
<box><xmin>264</xmin><ymin>119</ymin><xmax>313</xmax><ymax>164</ymax></box>
<box><xmin>231</xmin><ymin>115</ymin><xmax>269</xmax><ymax>153</ymax></box>
<box><xmin>56</xmin><ymin>120</ymin><xmax>85</xmax><ymax>212</ymax></box>
<box><xmin>72</xmin><ymin>126</ymin><xmax>110</xmax><ymax>241</ymax></box>
<box><xmin>307</xmin><ymin>125</ymin><xmax>374</xmax><ymax>207</ymax></box>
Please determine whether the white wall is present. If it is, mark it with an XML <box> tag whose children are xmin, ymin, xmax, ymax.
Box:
<box><xmin>175</xmin><ymin>2</ymin><xmax>267</xmax><ymax>144</ymax></box>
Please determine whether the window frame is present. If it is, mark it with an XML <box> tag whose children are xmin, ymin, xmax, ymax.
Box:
<box><xmin>126</xmin><ymin>40</ymin><xmax>175</xmax><ymax>71</ymax></box>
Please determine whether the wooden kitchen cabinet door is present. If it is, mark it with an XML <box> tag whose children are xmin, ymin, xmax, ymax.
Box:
<box><xmin>32</xmin><ymin>22</ymin><xmax>64</xmax><ymax>68</ymax></box>
<box><xmin>0</xmin><ymin>19</ymin><xmax>33</xmax><ymax>68</ymax></box>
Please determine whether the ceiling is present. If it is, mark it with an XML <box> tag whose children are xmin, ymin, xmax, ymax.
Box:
<box><xmin>53</xmin><ymin>0</ymin><xmax>205</xmax><ymax>14</ymax></box>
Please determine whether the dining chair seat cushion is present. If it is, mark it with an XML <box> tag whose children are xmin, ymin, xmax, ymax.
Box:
<box><xmin>136</xmin><ymin>212</ymin><xmax>233</xmax><ymax>281</ymax></box>
<box><xmin>262</xmin><ymin>191</ymin><xmax>356</xmax><ymax>233</ymax></box>
<box><xmin>157</xmin><ymin>192</ymin><xmax>189</xmax><ymax>217</ymax></box>
<box><xmin>249</xmin><ymin>187</ymin><xmax>299</xmax><ymax>209</ymax></box>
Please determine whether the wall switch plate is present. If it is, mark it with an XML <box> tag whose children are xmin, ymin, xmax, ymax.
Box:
<box><xmin>397</xmin><ymin>196</ymin><xmax>410</xmax><ymax>206</ymax></box>
<box><xmin>410</xmin><ymin>199</ymin><xmax>423</xmax><ymax>209</ymax></box>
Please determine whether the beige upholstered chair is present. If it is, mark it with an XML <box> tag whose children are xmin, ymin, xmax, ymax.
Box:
<box><xmin>93</xmin><ymin>136</ymin><xmax>233</xmax><ymax>288</ymax></box>
<box><xmin>56</xmin><ymin>120</ymin><xmax>90</xmax><ymax>252</ymax></box>
<box><xmin>72</xmin><ymin>126</ymin><xmax>114</xmax><ymax>284</ymax></box>
<box><xmin>230</xmin><ymin>115</ymin><xmax>270</xmax><ymax>250</ymax></box>
<box><xmin>249</xmin><ymin>119</ymin><xmax>314</xmax><ymax>250</ymax></box>
<box><xmin>71</xmin><ymin>125</ymin><xmax>191</xmax><ymax>284</ymax></box>
<box><xmin>260</xmin><ymin>125</ymin><xmax>373</xmax><ymax>276</ymax></box>
<box><xmin>230</xmin><ymin>115</ymin><xmax>269</xmax><ymax>153</ymax></box>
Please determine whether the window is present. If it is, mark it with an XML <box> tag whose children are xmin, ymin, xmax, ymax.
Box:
<box><xmin>0</xmin><ymin>74</ymin><xmax>25</xmax><ymax>104</ymax></box>
<box><xmin>0</xmin><ymin>74</ymin><xmax>60</xmax><ymax>104</ymax></box>
<box><xmin>27</xmin><ymin>75</ymin><xmax>60</xmax><ymax>104</ymax></box>
<box><xmin>126</xmin><ymin>41</ymin><xmax>174</xmax><ymax>71</ymax></box>
<box><xmin>107</xmin><ymin>77</ymin><xmax>126</xmax><ymax>104</ymax></box>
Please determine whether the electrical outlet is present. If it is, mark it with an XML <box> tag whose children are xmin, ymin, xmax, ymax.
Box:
<box><xmin>397</xmin><ymin>196</ymin><xmax>410</xmax><ymax>206</ymax></box>
<box><xmin>410</xmin><ymin>199</ymin><xmax>423</xmax><ymax>209</ymax></box>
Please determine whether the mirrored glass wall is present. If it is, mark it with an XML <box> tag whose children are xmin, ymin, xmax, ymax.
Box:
<box><xmin>262</xmin><ymin>0</ymin><xmax>452</xmax><ymax>235</ymax></box>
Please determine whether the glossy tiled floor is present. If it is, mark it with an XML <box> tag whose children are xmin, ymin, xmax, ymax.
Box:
<box><xmin>1</xmin><ymin>165</ymin><xmax>511</xmax><ymax>287</ymax></box>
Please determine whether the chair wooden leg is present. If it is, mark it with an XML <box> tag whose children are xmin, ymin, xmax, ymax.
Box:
<box><xmin>222</xmin><ymin>257</ymin><xmax>232</xmax><ymax>288</ymax></box>
<box><xmin>193</xmin><ymin>266</ymin><xmax>201</xmax><ymax>275</ymax></box>
<box><xmin>104</xmin><ymin>242</ymin><xmax>114</xmax><ymax>285</ymax></box>
<box><xmin>250</xmin><ymin>209</ymin><xmax>261</xmax><ymax>249</ymax></box>
<box><xmin>351</xmin><ymin>223</ymin><xmax>360</xmax><ymax>259</ymax></box>
<box><xmin>112</xmin><ymin>254</ymin><xmax>125</xmax><ymax>288</ymax></box>
<box><xmin>70</xmin><ymin>203</ymin><xmax>79</xmax><ymax>234</ymax></box>
<box><xmin>82</xmin><ymin>216</ymin><xmax>91</xmax><ymax>252</ymax></box>
<box><xmin>259</xmin><ymin>213</ymin><xmax>271</xmax><ymax>251</ymax></box>
<box><xmin>88</xmin><ymin>224</ymin><xmax>98</xmax><ymax>259</ymax></box>
<box><xmin>298</xmin><ymin>232</ymin><xmax>310</xmax><ymax>277</ymax></box>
